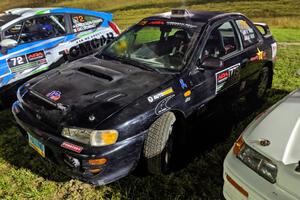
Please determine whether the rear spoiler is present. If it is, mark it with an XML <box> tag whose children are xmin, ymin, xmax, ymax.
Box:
<box><xmin>253</xmin><ymin>22</ymin><xmax>272</xmax><ymax>38</ymax></box>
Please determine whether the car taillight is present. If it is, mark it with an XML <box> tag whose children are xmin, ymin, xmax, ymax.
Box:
<box><xmin>233</xmin><ymin>136</ymin><xmax>244</xmax><ymax>156</ymax></box>
<box><xmin>109</xmin><ymin>21</ymin><xmax>120</xmax><ymax>34</ymax></box>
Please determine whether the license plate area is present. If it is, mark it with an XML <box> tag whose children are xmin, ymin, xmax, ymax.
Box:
<box><xmin>27</xmin><ymin>132</ymin><xmax>45</xmax><ymax>158</ymax></box>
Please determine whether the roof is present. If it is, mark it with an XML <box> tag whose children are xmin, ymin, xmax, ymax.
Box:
<box><xmin>145</xmin><ymin>10</ymin><xmax>241</xmax><ymax>24</ymax></box>
<box><xmin>0</xmin><ymin>14</ymin><xmax>20</xmax><ymax>27</ymax></box>
<box><xmin>0</xmin><ymin>7</ymin><xmax>113</xmax><ymax>27</ymax></box>
<box><xmin>2</xmin><ymin>7</ymin><xmax>113</xmax><ymax>23</ymax></box>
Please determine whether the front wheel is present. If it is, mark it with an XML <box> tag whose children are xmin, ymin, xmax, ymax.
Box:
<box><xmin>143</xmin><ymin>112</ymin><xmax>176</xmax><ymax>175</ymax></box>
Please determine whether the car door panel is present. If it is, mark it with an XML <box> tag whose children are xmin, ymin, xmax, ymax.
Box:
<box><xmin>189</xmin><ymin>20</ymin><xmax>243</xmax><ymax>111</ymax></box>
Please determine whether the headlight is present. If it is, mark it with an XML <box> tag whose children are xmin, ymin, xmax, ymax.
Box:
<box><xmin>62</xmin><ymin>128</ymin><xmax>118</xmax><ymax>147</ymax></box>
<box><xmin>235</xmin><ymin>140</ymin><xmax>277</xmax><ymax>183</ymax></box>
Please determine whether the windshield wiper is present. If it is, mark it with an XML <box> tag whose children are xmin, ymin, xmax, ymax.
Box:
<box><xmin>118</xmin><ymin>56</ymin><xmax>159</xmax><ymax>72</ymax></box>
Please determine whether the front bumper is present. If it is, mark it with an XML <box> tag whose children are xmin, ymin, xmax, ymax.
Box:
<box><xmin>12</xmin><ymin>101</ymin><xmax>146</xmax><ymax>185</ymax></box>
<box><xmin>223</xmin><ymin>148</ymin><xmax>298</xmax><ymax>200</ymax></box>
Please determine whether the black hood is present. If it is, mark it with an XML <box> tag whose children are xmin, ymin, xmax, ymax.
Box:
<box><xmin>24</xmin><ymin>56</ymin><xmax>172</xmax><ymax>128</ymax></box>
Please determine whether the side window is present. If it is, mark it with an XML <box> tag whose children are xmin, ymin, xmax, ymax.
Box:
<box><xmin>202</xmin><ymin>21</ymin><xmax>240</xmax><ymax>59</ymax></box>
<box><xmin>4</xmin><ymin>15</ymin><xmax>66</xmax><ymax>43</ymax></box>
<box><xmin>235</xmin><ymin>19</ymin><xmax>258</xmax><ymax>48</ymax></box>
<box><xmin>4</xmin><ymin>22</ymin><xmax>23</xmax><ymax>41</ymax></box>
<box><xmin>71</xmin><ymin>14</ymin><xmax>103</xmax><ymax>33</ymax></box>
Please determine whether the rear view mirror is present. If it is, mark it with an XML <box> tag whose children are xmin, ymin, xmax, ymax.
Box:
<box><xmin>0</xmin><ymin>39</ymin><xmax>18</xmax><ymax>54</ymax></box>
<box><xmin>200</xmin><ymin>57</ymin><xmax>223</xmax><ymax>70</ymax></box>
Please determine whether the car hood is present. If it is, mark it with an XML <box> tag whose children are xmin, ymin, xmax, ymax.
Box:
<box><xmin>243</xmin><ymin>89</ymin><xmax>300</xmax><ymax>165</ymax></box>
<box><xmin>24</xmin><ymin>56</ymin><xmax>172</xmax><ymax>127</ymax></box>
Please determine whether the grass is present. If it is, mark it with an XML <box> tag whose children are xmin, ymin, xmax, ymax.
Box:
<box><xmin>0</xmin><ymin>0</ymin><xmax>299</xmax><ymax>199</ymax></box>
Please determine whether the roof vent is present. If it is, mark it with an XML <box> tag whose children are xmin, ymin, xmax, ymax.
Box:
<box><xmin>171</xmin><ymin>9</ymin><xmax>191</xmax><ymax>18</ymax></box>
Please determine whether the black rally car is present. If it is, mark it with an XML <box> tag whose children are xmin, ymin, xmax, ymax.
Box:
<box><xmin>12</xmin><ymin>9</ymin><xmax>277</xmax><ymax>185</ymax></box>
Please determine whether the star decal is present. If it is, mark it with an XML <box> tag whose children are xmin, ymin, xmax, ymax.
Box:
<box><xmin>257</xmin><ymin>48</ymin><xmax>264</xmax><ymax>60</ymax></box>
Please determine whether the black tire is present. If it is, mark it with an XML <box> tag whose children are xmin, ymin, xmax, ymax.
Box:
<box><xmin>246</xmin><ymin>66</ymin><xmax>270</xmax><ymax>105</ymax></box>
<box><xmin>143</xmin><ymin>112</ymin><xmax>176</xmax><ymax>175</ymax></box>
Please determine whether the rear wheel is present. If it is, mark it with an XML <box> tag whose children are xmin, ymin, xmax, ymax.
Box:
<box><xmin>143</xmin><ymin>112</ymin><xmax>176</xmax><ymax>174</ymax></box>
<box><xmin>246</xmin><ymin>66</ymin><xmax>270</xmax><ymax>104</ymax></box>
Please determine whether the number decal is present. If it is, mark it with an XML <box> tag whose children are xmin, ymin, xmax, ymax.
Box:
<box><xmin>73</xmin><ymin>16</ymin><xmax>85</xmax><ymax>23</ymax></box>
<box><xmin>7</xmin><ymin>55</ymin><xmax>27</xmax><ymax>68</ymax></box>
<box><xmin>6</xmin><ymin>50</ymin><xmax>47</xmax><ymax>73</ymax></box>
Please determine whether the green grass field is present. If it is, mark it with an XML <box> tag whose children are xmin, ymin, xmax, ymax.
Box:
<box><xmin>0</xmin><ymin>0</ymin><xmax>300</xmax><ymax>199</ymax></box>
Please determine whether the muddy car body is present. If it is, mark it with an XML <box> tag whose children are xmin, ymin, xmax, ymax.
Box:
<box><xmin>13</xmin><ymin>9</ymin><xmax>276</xmax><ymax>185</ymax></box>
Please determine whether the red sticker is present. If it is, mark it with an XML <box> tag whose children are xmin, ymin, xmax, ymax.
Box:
<box><xmin>148</xmin><ymin>20</ymin><xmax>165</xmax><ymax>25</ymax></box>
<box><xmin>26</xmin><ymin>51</ymin><xmax>46</xmax><ymax>62</ymax></box>
<box><xmin>217</xmin><ymin>71</ymin><xmax>229</xmax><ymax>81</ymax></box>
<box><xmin>61</xmin><ymin>142</ymin><xmax>83</xmax><ymax>153</ymax></box>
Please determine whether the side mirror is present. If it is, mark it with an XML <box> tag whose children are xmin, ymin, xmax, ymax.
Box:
<box><xmin>0</xmin><ymin>39</ymin><xmax>17</xmax><ymax>54</ymax></box>
<box><xmin>198</xmin><ymin>57</ymin><xmax>223</xmax><ymax>70</ymax></box>
<box><xmin>0</xmin><ymin>39</ymin><xmax>18</xmax><ymax>49</ymax></box>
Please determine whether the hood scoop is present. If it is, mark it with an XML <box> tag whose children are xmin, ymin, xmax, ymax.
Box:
<box><xmin>77</xmin><ymin>67</ymin><xmax>113</xmax><ymax>82</ymax></box>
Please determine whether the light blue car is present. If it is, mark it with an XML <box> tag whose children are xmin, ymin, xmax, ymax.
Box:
<box><xmin>0</xmin><ymin>7</ymin><xmax>120</xmax><ymax>99</ymax></box>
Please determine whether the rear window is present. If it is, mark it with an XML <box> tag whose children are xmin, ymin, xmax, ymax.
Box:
<box><xmin>235</xmin><ymin>19</ymin><xmax>258</xmax><ymax>48</ymax></box>
<box><xmin>71</xmin><ymin>14</ymin><xmax>103</xmax><ymax>33</ymax></box>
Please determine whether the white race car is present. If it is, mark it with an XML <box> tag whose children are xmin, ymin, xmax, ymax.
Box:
<box><xmin>0</xmin><ymin>7</ymin><xmax>120</xmax><ymax>99</ymax></box>
<box><xmin>223</xmin><ymin>89</ymin><xmax>300</xmax><ymax>200</ymax></box>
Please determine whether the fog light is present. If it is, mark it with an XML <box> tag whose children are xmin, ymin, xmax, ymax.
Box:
<box><xmin>88</xmin><ymin>158</ymin><xmax>107</xmax><ymax>165</ymax></box>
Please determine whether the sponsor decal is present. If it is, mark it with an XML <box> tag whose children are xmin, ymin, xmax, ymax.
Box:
<box><xmin>26</xmin><ymin>51</ymin><xmax>46</xmax><ymax>62</ymax></box>
<box><xmin>215</xmin><ymin>63</ymin><xmax>241</xmax><ymax>94</ymax></box>
<box><xmin>185</xmin><ymin>96</ymin><xmax>191</xmax><ymax>103</ymax></box>
<box><xmin>256</xmin><ymin>48</ymin><xmax>265</xmax><ymax>60</ymax></box>
<box><xmin>250</xmin><ymin>48</ymin><xmax>266</xmax><ymax>61</ymax></box>
<box><xmin>61</xmin><ymin>32</ymin><xmax>115</xmax><ymax>61</ymax></box>
<box><xmin>148</xmin><ymin>20</ymin><xmax>166</xmax><ymax>25</ymax></box>
<box><xmin>46</xmin><ymin>90</ymin><xmax>61</xmax><ymax>101</ymax></box>
<box><xmin>148</xmin><ymin>87</ymin><xmax>174</xmax><ymax>103</ymax></box>
<box><xmin>155</xmin><ymin>94</ymin><xmax>175</xmax><ymax>115</ymax></box>
<box><xmin>73</xmin><ymin>15</ymin><xmax>85</xmax><ymax>23</ymax></box>
<box><xmin>184</xmin><ymin>90</ymin><xmax>191</xmax><ymax>97</ymax></box>
<box><xmin>61</xmin><ymin>142</ymin><xmax>83</xmax><ymax>153</ymax></box>
<box><xmin>166</xmin><ymin>21</ymin><xmax>197</xmax><ymax>29</ymax></box>
<box><xmin>7</xmin><ymin>55</ymin><xmax>28</xmax><ymax>68</ymax></box>
<box><xmin>6</xmin><ymin>50</ymin><xmax>48</xmax><ymax>73</ymax></box>
<box><xmin>179</xmin><ymin>79</ymin><xmax>188</xmax><ymax>89</ymax></box>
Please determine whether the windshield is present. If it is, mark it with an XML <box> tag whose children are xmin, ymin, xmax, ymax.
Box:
<box><xmin>100</xmin><ymin>21</ymin><xmax>197</xmax><ymax>71</ymax></box>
